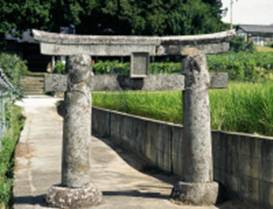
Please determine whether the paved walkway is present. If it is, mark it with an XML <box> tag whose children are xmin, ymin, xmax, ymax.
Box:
<box><xmin>13</xmin><ymin>96</ymin><xmax>245</xmax><ymax>209</ymax></box>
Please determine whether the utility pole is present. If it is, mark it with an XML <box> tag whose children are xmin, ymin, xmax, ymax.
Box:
<box><xmin>230</xmin><ymin>0</ymin><xmax>238</xmax><ymax>29</ymax></box>
<box><xmin>230</xmin><ymin>0</ymin><xmax>233</xmax><ymax>29</ymax></box>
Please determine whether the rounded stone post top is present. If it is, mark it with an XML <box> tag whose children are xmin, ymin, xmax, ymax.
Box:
<box><xmin>66</xmin><ymin>54</ymin><xmax>92</xmax><ymax>85</ymax></box>
<box><xmin>182</xmin><ymin>48</ymin><xmax>210</xmax><ymax>89</ymax></box>
<box><xmin>69</xmin><ymin>54</ymin><xmax>91</xmax><ymax>65</ymax></box>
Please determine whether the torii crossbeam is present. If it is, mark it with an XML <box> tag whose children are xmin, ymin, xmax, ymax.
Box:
<box><xmin>33</xmin><ymin>29</ymin><xmax>234</xmax><ymax>56</ymax></box>
<box><xmin>33</xmin><ymin>29</ymin><xmax>234</xmax><ymax>92</ymax></box>
<box><xmin>33</xmin><ymin>29</ymin><xmax>235</xmax><ymax>208</ymax></box>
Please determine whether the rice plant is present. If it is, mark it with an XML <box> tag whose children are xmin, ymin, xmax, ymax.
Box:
<box><xmin>93</xmin><ymin>82</ymin><xmax>273</xmax><ymax>136</ymax></box>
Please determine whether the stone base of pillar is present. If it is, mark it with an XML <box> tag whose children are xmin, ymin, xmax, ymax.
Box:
<box><xmin>171</xmin><ymin>181</ymin><xmax>219</xmax><ymax>205</ymax></box>
<box><xmin>46</xmin><ymin>183</ymin><xmax>102</xmax><ymax>208</ymax></box>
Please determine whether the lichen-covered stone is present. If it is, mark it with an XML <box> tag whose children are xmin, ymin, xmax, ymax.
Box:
<box><xmin>44</xmin><ymin>73</ymin><xmax>228</xmax><ymax>92</ymax></box>
<box><xmin>47</xmin><ymin>183</ymin><xmax>102</xmax><ymax>209</ymax></box>
<box><xmin>182</xmin><ymin>48</ymin><xmax>213</xmax><ymax>183</ymax></box>
<box><xmin>171</xmin><ymin>48</ymin><xmax>218</xmax><ymax>205</ymax></box>
<box><xmin>32</xmin><ymin>29</ymin><xmax>235</xmax><ymax>56</ymax></box>
<box><xmin>171</xmin><ymin>181</ymin><xmax>219</xmax><ymax>205</ymax></box>
<box><xmin>62</xmin><ymin>54</ymin><xmax>93</xmax><ymax>188</ymax></box>
<box><xmin>46</xmin><ymin>54</ymin><xmax>103</xmax><ymax>208</ymax></box>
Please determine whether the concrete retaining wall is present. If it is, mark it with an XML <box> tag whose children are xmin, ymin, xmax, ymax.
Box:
<box><xmin>92</xmin><ymin>107</ymin><xmax>273</xmax><ymax>208</ymax></box>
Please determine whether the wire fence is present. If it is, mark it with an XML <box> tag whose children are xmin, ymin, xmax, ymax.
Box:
<box><xmin>0</xmin><ymin>67</ymin><xmax>17</xmax><ymax>144</ymax></box>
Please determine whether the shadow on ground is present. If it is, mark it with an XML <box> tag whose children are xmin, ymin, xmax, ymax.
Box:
<box><xmin>13</xmin><ymin>195</ymin><xmax>47</xmax><ymax>207</ymax></box>
<box><xmin>98</xmin><ymin>136</ymin><xmax>179</xmax><ymax>185</ymax></box>
<box><xmin>103</xmin><ymin>190</ymin><xmax>169</xmax><ymax>199</ymax></box>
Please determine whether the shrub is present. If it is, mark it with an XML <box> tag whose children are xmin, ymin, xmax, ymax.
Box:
<box><xmin>54</xmin><ymin>61</ymin><xmax>66</xmax><ymax>74</ymax></box>
<box><xmin>93</xmin><ymin>60</ymin><xmax>129</xmax><ymax>75</ymax></box>
<box><xmin>93</xmin><ymin>61</ymin><xmax>181</xmax><ymax>75</ymax></box>
<box><xmin>265</xmin><ymin>42</ymin><xmax>273</xmax><ymax>48</ymax></box>
<box><xmin>55</xmin><ymin>60</ymin><xmax>181</xmax><ymax>75</ymax></box>
<box><xmin>208</xmin><ymin>52</ymin><xmax>273</xmax><ymax>81</ymax></box>
<box><xmin>0</xmin><ymin>53</ymin><xmax>28</xmax><ymax>88</ymax></box>
<box><xmin>0</xmin><ymin>105</ymin><xmax>24</xmax><ymax>208</ymax></box>
<box><xmin>229</xmin><ymin>36</ymin><xmax>255</xmax><ymax>52</ymax></box>
<box><xmin>53</xmin><ymin>52</ymin><xmax>273</xmax><ymax>82</ymax></box>
<box><xmin>149</xmin><ymin>62</ymin><xmax>181</xmax><ymax>74</ymax></box>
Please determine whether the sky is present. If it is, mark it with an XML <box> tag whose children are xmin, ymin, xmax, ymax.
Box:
<box><xmin>221</xmin><ymin>0</ymin><xmax>273</xmax><ymax>25</ymax></box>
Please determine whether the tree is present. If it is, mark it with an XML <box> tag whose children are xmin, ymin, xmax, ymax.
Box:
<box><xmin>0</xmin><ymin>0</ymin><xmax>227</xmax><ymax>36</ymax></box>
<box><xmin>0</xmin><ymin>0</ymin><xmax>52</xmax><ymax>35</ymax></box>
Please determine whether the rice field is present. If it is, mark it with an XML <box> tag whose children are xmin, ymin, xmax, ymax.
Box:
<box><xmin>92</xmin><ymin>82</ymin><xmax>273</xmax><ymax>136</ymax></box>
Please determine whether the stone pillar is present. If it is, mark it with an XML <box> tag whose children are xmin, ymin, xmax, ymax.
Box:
<box><xmin>46</xmin><ymin>55</ymin><xmax>102</xmax><ymax>208</ymax></box>
<box><xmin>171</xmin><ymin>48</ymin><xmax>218</xmax><ymax>205</ymax></box>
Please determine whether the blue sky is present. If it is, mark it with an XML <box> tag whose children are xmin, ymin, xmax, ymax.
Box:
<box><xmin>221</xmin><ymin>0</ymin><xmax>273</xmax><ymax>25</ymax></box>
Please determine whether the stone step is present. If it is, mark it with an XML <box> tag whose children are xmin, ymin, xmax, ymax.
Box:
<box><xmin>24</xmin><ymin>90</ymin><xmax>44</xmax><ymax>94</ymax></box>
<box><xmin>21</xmin><ymin>76</ymin><xmax>44</xmax><ymax>79</ymax></box>
<box><xmin>23</xmin><ymin>89</ymin><xmax>44</xmax><ymax>92</ymax></box>
<box><xmin>25</xmin><ymin>91</ymin><xmax>44</xmax><ymax>94</ymax></box>
<box><xmin>21</xmin><ymin>86</ymin><xmax>44</xmax><ymax>90</ymax></box>
<box><xmin>21</xmin><ymin>83</ymin><xmax>44</xmax><ymax>86</ymax></box>
<box><xmin>21</xmin><ymin>76</ymin><xmax>44</xmax><ymax>80</ymax></box>
<box><xmin>21</xmin><ymin>75</ymin><xmax>45</xmax><ymax>95</ymax></box>
<box><xmin>22</xmin><ymin>86</ymin><xmax>44</xmax><ymax>90</ymax></box>
<box><xmin>20</xmin><ymin>79</ymin><xmax>44</xmax><ymax>84</ymax></box>
<box><xmin>20</xmin><ymin>80</ymin><xmax>44</xmax><ymax>84</ymax></box>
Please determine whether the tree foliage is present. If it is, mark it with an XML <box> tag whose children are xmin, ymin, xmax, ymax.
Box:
<box><xmin>0</xmin><ymin>0</ymin><xmax>226</xmax><ymax>36</ymax></box>
<box><xmin>229</xmin><ymin>36</ymin><xmax>255</xmax><ymax>52</ymax></box>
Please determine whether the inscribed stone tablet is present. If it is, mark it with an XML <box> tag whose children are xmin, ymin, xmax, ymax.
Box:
<box><xmin>130</xmin><ymin>52</ymin><xmax>149</xmax><ymax>78</ymax></box>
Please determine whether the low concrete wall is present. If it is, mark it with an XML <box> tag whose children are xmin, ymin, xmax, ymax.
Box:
<box><xmin>92</xmin><ymin>107</ymin><xmax>273</xmax><ymax>208</ymax></box>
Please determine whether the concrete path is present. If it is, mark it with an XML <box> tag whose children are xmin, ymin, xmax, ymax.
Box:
<box><xmin>13</xmin><ymin>96</ymin><xmax>246</xmax><ymax>209</ymax></box>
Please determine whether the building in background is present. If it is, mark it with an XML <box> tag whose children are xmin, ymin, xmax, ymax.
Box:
<box><xmin>2</xmin><ymin>25</ymin><xmax>76</xmax><ymax>73</ymax></box>
<box><xmin>236</xmin><ymin>24</ymin><xmax>273</xmax><ymax>46</ymax></box>
<box><xmin>3</xmin><ymin>30</ymin><xmax>51</xmax><ymax>72</ymax></box>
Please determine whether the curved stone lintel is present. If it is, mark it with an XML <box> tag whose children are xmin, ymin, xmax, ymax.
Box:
<box><xmin>32</xmin><ymin>29</ymin><xmax>235</xmax><ymax>55</ymax></box>
<box><xmin>33</xmin><ymin>29</ymin><xmax>235</xmax><ymax>45</ymax></box>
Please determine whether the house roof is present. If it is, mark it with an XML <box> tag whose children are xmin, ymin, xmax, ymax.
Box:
<box><xmin>238</xmin><ymin>24</ymin><xmax>273</xmax><ymax>34</ymax></box>
<box><xmin>5</xmin><ymin>30</ymin><xmax>36</xmax><ymax>43</ymax></box>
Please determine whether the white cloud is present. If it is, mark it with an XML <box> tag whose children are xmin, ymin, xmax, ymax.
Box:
<box><xmin>221</xmin><ymin>0</ymin><xmax>273</xmax><ymax>25</ymax></box>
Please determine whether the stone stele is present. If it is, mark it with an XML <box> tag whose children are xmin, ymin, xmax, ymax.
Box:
<box><xmin>46</xmin><ymin>55</ymin><xmax>102</xmax><ymax>208</ymax></box>
<box><xmin>171</xmin><ymin>48</ymin><xmax>218</xmax><ymax>205</ymax></box>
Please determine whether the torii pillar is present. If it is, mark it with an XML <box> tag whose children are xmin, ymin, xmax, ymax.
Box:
<box><xmin>46</xmin><ymin>55</ymin><xmax>102</xmax><ymax>208</ymax></box>
<box><xmin>171</xmin><ymin>48</ymin><xmax>218</xmax><ymax>205</ymax></box>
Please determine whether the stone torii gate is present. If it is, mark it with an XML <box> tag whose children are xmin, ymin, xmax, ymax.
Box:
<box><xmin>33</xmin><ymin>29</ymin><xmax>235</xmax><ymax>208</ymax></box>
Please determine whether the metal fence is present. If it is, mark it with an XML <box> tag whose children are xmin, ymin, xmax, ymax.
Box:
<box><xmin>0</xmin><ymin>67</ymin><xmax>17</xmax><ymax>144</ymax></box>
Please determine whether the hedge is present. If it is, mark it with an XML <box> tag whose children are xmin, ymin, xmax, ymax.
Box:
<box><xmin>54</xmin><ymin>52</ymin><xmax>273</xmax><ymax>82</ymax></box>
<box><xmin>0</xmin><ymin>53</ymin><xmax>28</xmax><ymax>88</ymax></box>
<box><xmin>0</xmin><ymin>105</ymin><xmax>24</xmax><ymax>208</ymax></box>
<box><xmin>208</xmin><ymin>52</ymin><xmax>273</xmax><ymax>81</ymax></box>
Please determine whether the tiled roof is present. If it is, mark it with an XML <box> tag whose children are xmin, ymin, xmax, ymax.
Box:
<box><xmin>238</xmin><ymin>24</ymin><xmax>273</xmax><ymax>34</ymax></box>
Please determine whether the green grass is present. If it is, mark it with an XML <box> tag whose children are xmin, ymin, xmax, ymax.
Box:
<box><xmin>93</xmin><ymin>82</ymin><xmax>273</xmax><ymax>136</ymax></box>
<box><xmin>256</xmin><ymin>46</ymin><xmax>273</xmax><ymax>52</ymax></box>
<box><xmin>0</xmin><ymin>105</ymin><xmax>24</xmax><ymax>208</ymax></box>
